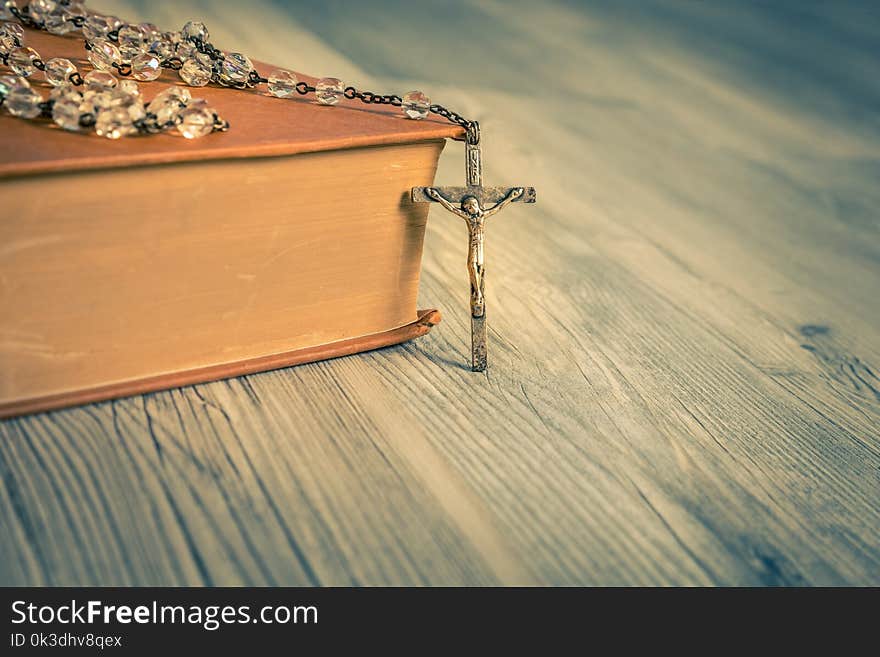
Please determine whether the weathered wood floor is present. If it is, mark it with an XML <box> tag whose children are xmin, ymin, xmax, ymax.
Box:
<box><xmin>1</xmin><ymin>0</ymin><xmax>878</xmax><ymax>585</ymax></box>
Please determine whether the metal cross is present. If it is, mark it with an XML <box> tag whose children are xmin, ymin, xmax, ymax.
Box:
<box><xmin>412</xmin><ymin>123</ymin><xmax>536</xmax><ymax>371</ymax></box>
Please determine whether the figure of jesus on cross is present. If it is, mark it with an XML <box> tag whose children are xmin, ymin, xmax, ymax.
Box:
<box><xmin>412</xmin><ymin>123</ymin><xmax>536</xmax><ymax>371</ymax></box>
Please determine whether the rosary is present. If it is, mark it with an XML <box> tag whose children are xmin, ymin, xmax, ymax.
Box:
<box><xmin>0</xmin><ymin>0</ymin><xmax>536</xmax><ymax>371</ymax></box>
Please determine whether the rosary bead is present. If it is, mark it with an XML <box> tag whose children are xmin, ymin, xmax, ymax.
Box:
<box><xmin>182</xmin><ymin>20</ymin><xmax>209</xmax><ymax>44</ymax></box>
<box><xmin>87</xmin><ymin>38</ymin><xmax>121</xmax><ymax>71</ymax></box>
<box><xmin>105</xmin><ymin>85</ymin><xmax>145</xmax><ymax>124</ymax></box>
<box><xmin>179</xmin><ymin>57</ymin><xmax>211</xmax><ymax>87</ymax></box>
<box><xmin>148</xmin><ymin>85</ymin><xmax>191</xmax><ymax>127</ymax></box>
<box><xmin>0</xmin><ymin>22</ymin><xmax>24</xmax><ymax>52</ymax></box>
<box><xmin>49</xmin><ymin>81</ymin><xmax>80</xmax><ymax>101</ymax></box>
<box><xmin>176</xmin><ymin>104</ymin><xmax>214</xmax><ymax>139</ymax></box>
<box><xmin>118</xmin><ymin>45</ymin><xmax>142</xmax><ymax>64</ymax></box>
<box><xmin>117</xmin><ymin>24</ymin><xmax>145</xmax><ymax>50</ymax></box>
<box><xmin>150</xmin><ymin>85</ymin><xmax>191</xmax><ymax>108</ymax></box>
<box><xmin>121</xmin><ymin>96</ymin><xmax>146</xmax><ymax>123</ymax></box>
<box><xmin>0</xmin><ymin>0</ymin><xmax>465</xmax><ymax>146</ymax></box>
<box><xmin>82</xmin><ymin>14</ymin><xmax>112</xmax><ymax>42</ymax></box>
<box><xmin>402</xmin><ymin>90</ymin><xmax>430</xmax><ymax>120</ymax></box>
<box><xmin>220</xmin><ymin>52</ymin><xmax>253</xmax><ymax>85</ymax></box>
<box><xmin>148</xmin><ymin>36</ymin><xmax>173</xmax><ymax>60</ymax></box>
<box><xmin>79</xmin><ymin>88</ymin><xmax>113</xmax><ymax>114</ymax></box>
<box><xmin>94</xmin><ymin>106</ymin><xmax>134</xmax><ymax>139</ymax></box>
<box><xmin>117</xmin><ymin>79</ymin><xmax>140</xmax><ymax>99</ymax></box>
<box><xmin>131</xmin><ymin>53</ymin><xmax>161</xmax><ymax>81</ymax></box>
<box><xmin>0</xmin><ymin>72</ymin><xmax>25</xmax><ymax>98</ymax></box>
<box><xmin>43</xmin><ymin>57</ymin><xmax>76</xmax><ymax>86</ymax></box>
<box><xmin>150</xmin><ymin>87</ymin><xmax>192</xmax><ymax>105</ymax></box>
<box><xmin>27</xmin><ymin>0</ymin><xmax>56</xmax><ymax>24</ymax></box>
<box><xmin>45</xmin><ymin>6</ymin><xmax>76</xmax><ymax>35</ymax></box>
<box><xmin>139</xmin><ymin>23</ymin><xmax>161</xmax><ymax>42</ymax></box>
<box><xmin>152</xmin><ymin>101</ymin><xmax>182</xmax><ymax>127</ymax></box>
<box><xmin>106</xmin><ymin>15</ymin><xmax>124</xmax><ymax>32</ymax></box>
<box><xmin>8</xmin><ymin>46</ymin><xmax>39</xmax><ymax>77</ymax></box>
<box><xmin>89</xmin><ymin>39</ymin><xmax>122</xmax><ymax>71</ymax></box>
<box><xmin>4</xmin><ymin>82</ymin><xmax>42</xmax><ymax>118</ymax></box>
<box><xmin>0</xmin><ymin>1</ymin><xmax>16</xmax><ymax>21</ymax></box>
<box><xmin>315</xmin><ymin>77</ymin><xmax>344</xmax><ymax>106</ymax></box>
<box><xmin>267</xmin><ymin>69</ymin><xmax>298</xmax><ymax>98</ymax></box>
<box><xmin>84</xmin><ymin>69</ymin><xmax>117</xmax><ymax>89</ymax></box>
<box><xmin>79</xmin><ymin>88</ymin><xmax>112</xmax><ymax>111</ymax></box>
<box><xmin>52</xmin><ymin>95</ymin><xmax>82</xmax><ymax>131</ymax></box>
<box><xmin>61</xmin><ymin>3</ymin><xmax>87</xmax><ymax>26</ymax></box>
<box><xmin>175</xmin><ymin>40</ymin><xmax>196</xmax><ymax>62</ymax></box>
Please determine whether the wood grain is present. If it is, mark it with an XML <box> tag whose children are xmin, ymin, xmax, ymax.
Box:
<box><xmin>1</xmin><ymin>0</ymin><xmax>878</xmax><ymax>586</ymax></box>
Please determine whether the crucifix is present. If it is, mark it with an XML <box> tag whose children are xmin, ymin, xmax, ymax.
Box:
<box><xmin>412</xmin><ymin>123</ymin><xmax>537</xmax><ymax>371</ymax></box>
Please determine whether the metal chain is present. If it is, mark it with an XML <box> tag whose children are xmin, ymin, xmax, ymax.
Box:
<box><xmin>4</xmin><ymin>4</ymin><xmax>229</xmax><ymax>137</ymax></box>
<box><xmin>182</xmin><ymin>32</ymin><xmax>477</xmax><ymax>138</ymax></box>
<box><xmin>6</xmin><ymin>1</ymin><xmax>476</xmax><ymax>141</ymax></box>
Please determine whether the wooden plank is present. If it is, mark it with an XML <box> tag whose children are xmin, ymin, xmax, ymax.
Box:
<box><xmin>1</xmin><ymin>0</ymin><xmax>878</xmax><ymax>586</ymax></box>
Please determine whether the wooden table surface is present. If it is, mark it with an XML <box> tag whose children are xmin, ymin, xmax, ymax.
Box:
<box><xmin>2</xmin><ymin>0</ymin><xmax>878</xmax><ymax>586</ymax></box>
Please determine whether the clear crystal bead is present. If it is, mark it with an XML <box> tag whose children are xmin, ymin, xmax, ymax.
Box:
<box><xmin>82</xmin><ymin>14</ymin><xmax>111</xmax><ymax>41</ymax></box>
<box><xmin>220</xmin><ymin>52</ymin><xmax>252</xmax><ymax>85</ymax></box>
<box><xmin>105</xmin><ymin>15</ymin><xmax>124</xmax><ymax>32</ymax></box>
<box><xmin>95</xmin><ymin>106</ymin><xmax>133</xmax><ymax>139</ymax></box>
<box><xmin>87</xmin><ymin>38</ymin><xmax>120</xmax><ymax>71</ymax></box>
<box><xmin>107</xmin><ymin>87</ymin><xmax>132</xmax><ymax>105</ymax></box>
<box><xmin>4</xmin><ymin>82</ymin><xmax>41</xmax><ymax>118</ymax></box>
<box><xmin>164</xmin><ymin>30</ymin><xmax>182</xmax><ymax>47</ymax></box>
<box><xmin>132</xmin><ymin>53</ymin><xmax>161</xmax><ymax>81</ymax></box>
<box><xmin>181</xmin><ymin>20</ymin><xmax>209</xmax><ymax>44</ymax></box>
<box><xmin>179</xmin><ymin>58</ymin><xmax>211</xmax><ymax>87</ymax></box>
<box><xmin>61</xmin><ymin>3</ymin><xmax>86</xmax><ymax>26</ymax></box>
<box><xmin>148</xmin><ymin>86</ymin><xmax>191</xmax><ymax>127</ymax></box>
<box><xmin>43</xmin><ymin>57</ymin><xmax>76</xmax><ymax>86</ymax></box>
<box><xmin>118</xmin><ymin>44</ymin><xmax>141</xmax><ymax>64</ymax></box>
<box><xmin>139</xmin><ymin>22</ymin><xmax>161</xmax><ymax>41</ymax></box>
<box><xmin>121</xmin><ymin>96</ymin><xmax>146</xmax><ymax>123</ymax></box>
<box><xmin>315</xmin><ymin>77</ymin><xmax>343</xmax><ymax>105</ymax></box>
<box><xmin>117</xmin><ymin>24</ymin><xmax>145</xmax><ymax>50</ymax></box>
<box><xmin>148</xmin><ymin>35</ymin><xmax>173</xmax><ymax>60</ymax></box>
<box><xmin>402</xmin><ymin>90</ymin><xmax>430</xmax><ymax>120</ymax></box>
<box><xmin>26</xmin><ymin>0</ymin><xmax>55</xmax><ymax>23</ymax></box>
<box><xmin>0</xmin><ymin>21</ymin><xmax>24</xmax><ymax>52</ymax></box>
<box><xmin>153</xmin><ymin>102</ymin><xmax>181</xmax><ymax>127</ymax></box>
<box><xmin>174</xmin><ymin>40</ymin><xmax>196</xmax><ymax>61</ymax></box>
<box><xmin>149</xmin><ymin>85</ymin><xmax>191</xmax><ymax>108</ymax></box>
<box><xmin>177</xmin><ymin>104</ymin><xmax>214</xmax><ymax>139</ymax></box>
<box><xmin>79</xmin><ymin>88</ymin><xmax>113</xmax><ymax>115</ymax></box>
<box><xmin>105</xmin><ymin>85</ymin><xmax>145</xmax><ymax>123</ymax></box>
<box><xmin>0</xmin><ymin>1</ymin><xmax>16</xmax><ymax>20</ymax></box>
<box><xmin>49</xmin><ymin>81</ymin><xmax>80</xmax><ymax>102</ymax></box>
<box><xmin>84</xmin><ymin>69</ymin><xmax>116</xmax><ymax>89</ymax></box>
<box><xmin>8</xmin><ymin>46</ymin><xmax>38</xmax><ymax>77</ymax></box>
<box><xmin>267</xmin><ymin>69</ymin><xmax>298</xmax><ymax>98</ymax></box>
<box><xmin>52</xmin><ymin>96</ymin><xmax>82</xmax><ymax>130</ymax></box>
<box><xmin>44</xmin><ymin>7</ymin><xmax>74</xmax><ymax>35</ymax></box>
<box><xmin>0</xmin><ymin>73</ymin><xmax>26</xmax><ymax>99</ymax></box>
<box><xmin>118</xmin><ymin>79</ymin><xmax>140</xmax><ymax>97</ymax></box>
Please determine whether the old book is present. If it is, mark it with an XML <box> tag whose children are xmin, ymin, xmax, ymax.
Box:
<box><xmin>0</xmin><ymin>28</ymin><xmax>464</xmax><ymax>418</ymax></box>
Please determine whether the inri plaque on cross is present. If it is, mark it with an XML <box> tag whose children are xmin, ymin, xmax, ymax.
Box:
<box><xmin>412</xmin><ymin>123</ymin><xmax>536</xmax><ymax>371</ymax></box>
